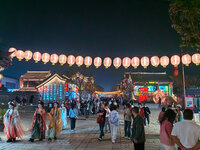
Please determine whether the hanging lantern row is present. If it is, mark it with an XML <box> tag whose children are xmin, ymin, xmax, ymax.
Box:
<box><xmin>9</xmin><ymin>48</ymin><xmax>200</xmax><ymax>69</ymax></box>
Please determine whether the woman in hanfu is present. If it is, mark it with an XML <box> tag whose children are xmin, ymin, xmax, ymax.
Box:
<box><xmin>4</xmin><ymin>101</ymin><xmax>25</xmax><ymax>142</ymax></box>
<box><xmin>29</xmin><ymin>101</ymin><xmax>46</xmax><ymax>142</ymax></box>
<box><xmin>60</xmin><ymin>103</ymin><xmax>67</xmax><ymax>129</ymax></box>
<box><xmin>48</xmin><ymin>102</ymin><xmax>62</xmax><ymax>141</ymax></box>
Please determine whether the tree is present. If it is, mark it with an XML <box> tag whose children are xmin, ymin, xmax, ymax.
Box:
<box><xmin>169</xmin><ymin>0</ymin><xmax>200</xmax><ymax>50</ymax></box>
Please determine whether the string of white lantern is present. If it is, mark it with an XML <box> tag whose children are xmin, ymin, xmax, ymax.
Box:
<box><xmin>8</xmin><ymin>47</ymin><xmax>200</xmax><ymax>69</ymax></box>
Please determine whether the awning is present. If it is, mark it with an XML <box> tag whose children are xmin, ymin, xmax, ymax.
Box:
<box><xmin>94</xmin><ymin>90</ymin><xmax>123</xmax><ymax>95</ymax></box>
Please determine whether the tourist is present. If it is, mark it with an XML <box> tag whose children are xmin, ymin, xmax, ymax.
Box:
<box><xmin>175</xmin><ymin>105</ymin><xmax>183</xmax><ymax>122</ymax></box>
<box><xmin>124</xmin><ymin>103</ymin><xmax>132</xmax><ymax>139</ymax></box>
<box><xmin>131</xmin><ymin>106</ymin><xmax>145</xmax><ymax>150</ymax></box>
<box><xmin>171</xmin><ymin>109</ymin><xmax>200</xmax><ymax>149</ymax></box>
<box><xmin>143</xmin><ymin>103</ymin><xmax>151</xmax><ymax>126</ymax></box>
<box><xmin>48</xmin><ymin>102</ymin><xmax>62</xmax><ymax>141</ymax></box>
<box><xmin>60</xmin><ymin>103</ymin><xmax>67</xmax><ymax>129</ymax></box>
<box><xmin>138</xmin><ymin>103</ymin><xmax>145</xmax><ymax>121</ymax></box>
<box><xmin>160</xmin><ymin>109</ymin><xmax>176</xmax><ymax>150</ymax></box>
<box><xmin>97</xmin><ymin>103</ymin><xmax>106</xmax><ymax>141</ymax></box>
<box><xmin>29</xmin><ymin>101</ymin><xmax>46</xmax><ymax>142</ymax></box>
<box><xmin>158</xmin><ymin>107</ymin><xmax>166</xmax><ymax>123</ymax></box>
<box><xmin>69</xmin><ymin>104</ymin><xmax>78</xmax><ymax>132</ymax></box>
<box><xmin>104</xmin><ymin>104</ymin><xmax>111</xmax><ymax>132</ymax></box>
<box><xmin>194</xmin><ymin>105</ymin><xmax>199</xmax><ymax>122</ymax></box>
<box><xmin>4</xmin><ymin>101</ymin><xmax>25</xmax><ymax>142</ymax></box>
<box><xmin>109</xmin><ymin>105</ymin><xmax>120</xmax><ymax>143</ymax></box>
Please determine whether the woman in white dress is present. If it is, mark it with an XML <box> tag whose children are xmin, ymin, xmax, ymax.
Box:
<box><xmin>60</xmin><ymin>103</ymin><xmax>67</xmax><ymax>129</ymax></box>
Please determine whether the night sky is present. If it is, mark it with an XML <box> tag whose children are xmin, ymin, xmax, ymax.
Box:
<box><xmin>0</xmin><ymin>0</ymin><xmax>199</xmax><ymax>91</ymax></box>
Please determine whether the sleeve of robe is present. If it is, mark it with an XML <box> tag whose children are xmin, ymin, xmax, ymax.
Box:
<box><xmin>42</xmin><ymin>109</ymin><xmax>46</xmax><ymax>131</ymax></box>
<box><xmin>48</xmin><ymin>108</ymin><xmax>54</xmax><ymax>128</ymax></box>
<box><xmin>56</xmin><ymin>108</ymin><xmax>62</xmax><ymax>136</ymax></box>
<box><xmin>31</xmin><ymin>110</ymin><xmax>37</xmax><ymax>131</ymax></box>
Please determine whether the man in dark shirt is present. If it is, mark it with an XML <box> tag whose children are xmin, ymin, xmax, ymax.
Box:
<box><xmin>143</xmin><ymin>103</ymin><xmax>151</xmax><ymax>126</ymax></box>
<box><xmin>97</xmin><ymin>103</ymin><xmax>106</xmax><ymax>141</ymax></box>
<box><xmin>131</xmin><ymin>106</ymin><xmax>145</xmax><ymax>150</ymax></box>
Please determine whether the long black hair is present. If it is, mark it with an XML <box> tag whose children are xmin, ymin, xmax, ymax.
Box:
<box><xmin>160</xmin><ymin>109</ymin><xmax>176</xmax><ymax>124</ymax></box>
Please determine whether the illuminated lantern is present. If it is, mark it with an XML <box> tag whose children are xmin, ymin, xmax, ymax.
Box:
<box><xmin>103</xmin><ymin>57</ymin><xmax>112</xmax><ymax>68</ymax></box>
<box><xmin>131</xmin><ymin>57</ymin><xmax>140</xmax><ymax>69</ymax></box>
<box><xmin>113</xmin><ymin>57</ymin><xmax>121</xmax><ymax>69</ymax></box>
<box><xmin>33</xmin><ymin>52</ymin><xmax>41</xmax><ymax>63</ymax></box>
<box><xmin>141</xmin><ymin>56</ymin><xmax>149</xmax><ymax>69</ymax></box>
<box><xmin>94</xmin><ymin>57</ymin><xmax>102</xmax><ymax>68</ymax></box>
<box><xmin>122</xmin><ymin>57</ymin><xmax>131</xmax><ymax>69</ymax></box>
<box><xmin>84</xmin><ymin>56</ymin><xmax>92</xmax><ymax>67</ymax></box>
<box><xmin>174</xmin><ymin>66</ymin><xmax>178</xmax><ymax>76</ymax></box>
<box><xmin>16</xmin><ymin>50</ymin><xmax>25</xmax><ymax>61</ymax></box>
<box><xmin>192</xmin><ymin>53</ymin><xmax>200</xmax><ymax>66</ymax></box>
<box><xmin>76</xmin><ymin>56</ymin><xmax>84</xmax><ymax>67</ymax></box>
<box><xmin>8</xmin><ymin>47</ymin><xmax>17</xmax><ymax>58</ymax></box>
<box><xmin>150</xmin><ymin>56</ymin><xmax>159</xmax><ymax>67</ymax></box>
<box><xmin>182</xmin><ymin>54</ymin><xmax>191</xmax><ymax>66</ymax></box>
<box><xmin>24</xmin><ymin>50</ymin><xmax>33</xmax><ymax>61</ymax></box>
<box><xmin>67</xmin><ymin>55</ymin><xmax>75</xmax><ymax>66</ymax></box>
<box><xmin>50</xmin><ymin>54</ymin><xmax>59</xmax><ymax>65</ymax></box>
<box><xmin>59</xmin><ymin>54</ymin><xmax>67</xmax><ymax>66</ymax></box>
<box><xmin>171</xmin><ymin>55</ymin><xmax>180</xmax><ymax>67</ymax></box>
<box><xmin>42</xmin><ymin>53</ymin><xmax>50</xmax><ymax>64</ymax></box>
<box><xmin>160</xmin><ymin>56</ymin><xmax>169</xmax><ymax>68</ymax></box>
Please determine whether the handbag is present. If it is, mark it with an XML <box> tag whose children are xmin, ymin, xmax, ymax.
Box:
<box><xmin>97</xmin><ymin>116</ymin><xmax>104</xmax><ymax>124</ymax></box>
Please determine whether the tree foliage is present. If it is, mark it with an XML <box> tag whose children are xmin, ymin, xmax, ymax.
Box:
<box><xmin>169</xmin><ymin>0</ymin><xmax>200</xmax><ymax>51</ymax></box>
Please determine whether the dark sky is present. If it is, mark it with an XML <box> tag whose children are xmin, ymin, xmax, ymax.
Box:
<box><xmin>0</xmin><ymin>0</ymin><xmax>198</xmax><ymax>91</ymax></box>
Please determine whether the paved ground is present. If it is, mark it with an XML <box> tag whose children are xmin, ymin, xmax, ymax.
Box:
<box><xmin>0</xmin><ymin>109</ymin><xmax>162</xmax><ymax>150</ymax></box>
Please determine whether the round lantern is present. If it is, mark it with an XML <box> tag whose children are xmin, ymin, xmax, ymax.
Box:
<box><xmin>150</xmin><ymin>56</ymin><xmax>159</xmax><ymax>67</ymax></box>
<box><xmin>122</xmin><ymin>57</ymin><xmax>131</xmax><ymax>69</ymax></box>
<box><xmin>50</xmin><ymin>54</ymin><xmax>59</xmax><ymax>65</ymax></box>
<box><xmin>171</xmin><ymin>55</ymin><xmax>180</xmax><ymax>67</ymax></box>
<box><xmin>59</xmin><ymin>54</ymin><xmax>67</xmax><ymax>66</ymax></box>
<box><xmin>141</xmin><ymin>56</ymin><xmax>149</xmax><ymax>69</ymax></box>
<box><xmin>24</xmin><ymin>50</ymin><xmax>33</xmax><ymax>61</ymax></box>
<box><xmin>67</xmin><ymin>55</ymin><xmax>75</xmax><ymax>66</ymax></box>
<box><xmin>103</xmin><ymin>57</ymin><xmax>112</xmax><ymax>68</ymax></box>
<box><xmin>182</xmin><ymin>54</ymin><xmax>191</xmax><ymax>66</ymax></box>
<box><xmin>84</xmin><ymin>56</ymin><xmax>92</xmax><ymax>67</ymax></box>
<box><xmin>8</xmin><ymin>47</ymin><xmax>17</xmax><ymax>58</ymax></box>
<box><xmin>16</xmin><ymin>50</ymin><xmax>25</xmax><ymax>61</ymax></box>
<box><xmin>160</xmin><ymin>56</ymin><xmax>169</xmax><ymax>68</ymax></box>
<box><xmin>76</xmin><ymin>56</ymin><xmax>84</xmax><ymax>67</ymax></box>
<box><xmin>94</xmin><ymin>57</ymin><xmax>102</xmax><ymax>68</ymax></box>
<box><xmin>131</xmin><ymin>57</ymin><xmax>140</xmax><ymax>69</ymax></box>
<box><xmin>33</xmin><ymin>52</ymin><xmax>41</xmax><ymax>63</ymax></box>
<box><xmin>113</xmin><ymin>57</ymin><xmax>121</xmax><ymax>69</ymax></box>
<box><xmin>192</xmin><ymin>53</ymin><xmax>200</xmax><ymax>66</ymax></box>
<box><xmin>42</xmin><ymin>53</ymin><xmax>50</xmax><ymax>64</ymax></box>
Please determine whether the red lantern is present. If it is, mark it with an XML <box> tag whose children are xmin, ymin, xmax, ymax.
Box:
<box><xmin>16</xmin><ymin>50</ymin><xmax>25</xmax><ymax>61</ymax></box>
<box><xmin>42</xmin><ymin>53</ymin><xmax>50</xmax><ymax>64</ymax></box>
<box><xmin>94</xmin><ymin>57</ymin><xmax>102</xmax><ymax>68</ymax></box>
<box><xmin>150</xmin><ymin>56</ymin><xmax>159</xmax><ymax>67</ymax></box>
<box><xmin>33</xmin><ymin>52</ymin><xmax>41</xmax><ymax>63</ymax></box>
<box><xmin>76</xmin><ymin>56</ymin><xmax>84</xmax><ymax>67</ymax></box>
<box><xmin>122</xmin><ymin>57</ymin><xmax>131</xmax><ymax>69</ymax></box>
<box><xmin>59</xmin><ymin>54</ymin><xmax>67</xmax><ymax>66</ymax></box>
<box><xmin>160</xmin><ymin>56</ymin><xmax>169</xmax><ymax>68</ymax></box>
<box><xmin>141</xmin><ymin>56</ymin><xmax>149</xmax><ymax>69</ymax></box>
<box><xmin>182</xmin><ymin>54</ymin><xmax>191</xmax><ymax>66</ymax></box>
<box><xmin>171</xmin><ymin>55</ymin><xmax>180</xmax><ymax>67</ymax></box>
<box><xmin>174</xmin><ymin>66</ymin><xmax>179</xmax><ymax>76</ymax></box>
<box><xmin>131</xmin><ymin>57</ymin><xmax>140</xmax><ymax>69</ymax></box>
<box><xmin>8</xmin><ymin>47</ymin><xmax>17</xmax><ymax>58</ymax></box>
<box><xmin>192</xmin><ymin>53</ymin><xmax>200</xmax><ymax>66</ymax></box>
<box><xmin>24</xmin><ymin>50</ymin><xmax>33</xmax><ymax>61</ymax></box>
<box><xmin>67</xmin><ymin>55</ymin><xmax>75</xmax><ymax>66</ymax></box>
<box><xmin>103</xmin><ymin>57</ymin><xmax>112</xmax><ymax>68</ymax></box>
<box><xmin>113</xmin><ymin>57</ymin><xmax>121</xmax><ymax>69</ymax></box>
<box><xmin>84</xmin><ymin>56</ymin><xmax>92</xmax><ymax>67</ymax></box>
<box><xmin>50</xmin><ymin>54</ymin><xmax>59</xmax><ymax>65</ymax></box>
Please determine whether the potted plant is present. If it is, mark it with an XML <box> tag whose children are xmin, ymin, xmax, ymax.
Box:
<box><xmin>0</xmin><ymin>109</ymin><xmax>6</xmax><ymax>131</ymax></box>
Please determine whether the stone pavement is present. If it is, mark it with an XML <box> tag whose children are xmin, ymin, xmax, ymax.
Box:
<box><xmin>0</xmin><ymin>109</ymin><xmax>162</xmax><ymax>150</ymax></box>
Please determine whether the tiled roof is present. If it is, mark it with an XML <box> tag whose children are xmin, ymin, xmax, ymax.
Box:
<box><xmin>20</xmin><ymin>71</ymin><xmax>51</xmax><ymax>79</ymax></box>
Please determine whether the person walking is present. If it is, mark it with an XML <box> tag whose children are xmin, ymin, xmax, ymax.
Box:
<box><xmin>104</xmin><ymin>104</ymin><xmax>111</xmax><ymax>132</ymax></box>
<box><xmin>69</xmin><ymin>104</ymin><xmax>78</xmax><ymax>132</ymax></box>
<box><xmin>124</xmin><ymin>103</ymin><xmax>132</xmax><ymax>139</ymax></box>
<box><xmin>175</xmin><ymin>105</ymin><xmax>183</xmax><ymax>122</ymax></box>
<box><xmin>109</xmin><ymin>105</ymin><xmax>120</xmax><ymax>144</ymax></box>
<box><xmin>131</xmin><ymin>106</ymin><xmax>145</xmax><ymax>150</ymax></box>
<box><xmin>97</xmin><ymin>103</ymin><xmax>106</xmax><ymax>141</ymax></box>
<box><xmin>60</xmin><ymin>103</ymin><xmax>67</xmax><ymax>129</ymax></box>
<box><xmin>171</xmin><ymin>109</ymin><xmax>200</xmax><ymax>149</ymax></box>
<box><xmin>160</xmin><ymin>109</ymin><xmax>176</xmax><ymax>150</ymax></box>
<box><xmin>143</xmin><ymin>103</ymin><xmax>151</xmax><ymax>126</ymax></box>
